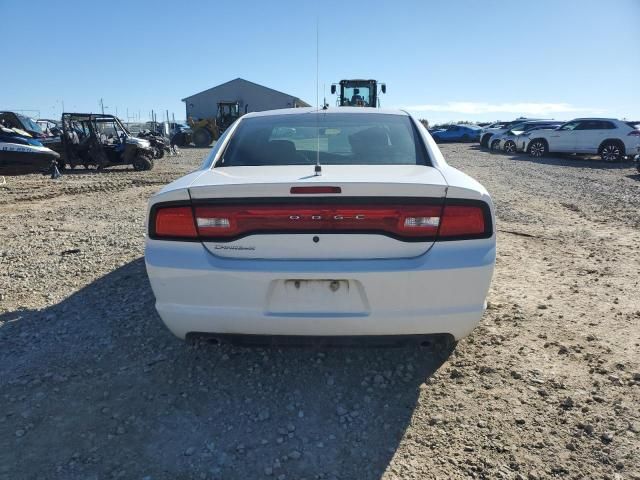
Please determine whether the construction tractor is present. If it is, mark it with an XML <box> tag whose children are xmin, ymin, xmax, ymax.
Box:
<box><xmin>188</xmin><ymin>101</ymin><xmax>244</xmax><ymax>147</ymax></box>
<box><xmin>330</xmin><ymin>79</ymin><xmax>386</xmax><ymax>108</ymax></box>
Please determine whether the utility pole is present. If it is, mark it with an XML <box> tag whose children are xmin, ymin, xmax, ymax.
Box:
<box><xmin>100</xmin><ymin>98</ymin><xmax>105</xmax><ymax>114</ymax></box>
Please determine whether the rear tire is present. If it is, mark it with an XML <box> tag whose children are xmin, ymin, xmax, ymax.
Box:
<box><xmin>480</xmin><ymin>134</ymin><xmax>491</xmax><ymax>148</ymax></box>
<box><xmin>192</xmin><ymin>128</ymin><xmax>213</xmax><ymax>148</ymax></box>
<box><xmin>599</xmin><ymin>141</ymin><xmax>623</xmax><ymax>162</ymax></box>
<box><xmin>528</xmin><ymin>139</ymin><xmax>548</xmax><ymax>158</ymax></box>
<box><xmin>490</xmin><ymin>139</ymin><xmax>501</xmax><ymax>151</ymax></box>
<box><xmin>171</xmin><ymin>132</ymin><xmax>187</xmax><ymax>147</ymax></box>
<box><xmin>133</xmin><ymin>155</ymin><xmax>153</xmax><ymax>171</ymax></box>
<box><xmin>504</xmin><ymin>140</ymin><xmax>517</xmax><ymax>153</ymax></box>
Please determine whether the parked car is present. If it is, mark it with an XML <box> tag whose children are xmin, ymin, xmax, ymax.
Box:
<box><xmin>428</xmin><ymin>126</ymin><xmax>447</xmax><ymax>134</ymax></box>
<box><xmin>523</xmin><ymin>118</ymin><xmax>640</xmax><ymax>162</ymax></box>
<box><xmin>489</xmin><ymin>121</ymin><xmax>564</xmax><ymax>153</ymax></box>
<box><xmin>479</xmin><ymin>118</ymin><xmax>539</xmax><ymax>148</ymax></box>
<box><xmin>431</xmin><ymin>124</ymin><xmax>481</xmax><ymax>143</ymax></box>
<box><xmin>478</xmin><ymin>122</ymin><xmax>507</xmax><ymax>147</ymax></box>
<box><xmin>145</xmin><ymin>108</ymin><xmax>496</xmax><ymax>346</ymax></box>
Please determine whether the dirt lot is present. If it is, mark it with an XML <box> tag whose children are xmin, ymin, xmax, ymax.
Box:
<box><xmin>1</xmin><ymin>145</ymin><xmax>639</xmax><ymax>480</ymax></box>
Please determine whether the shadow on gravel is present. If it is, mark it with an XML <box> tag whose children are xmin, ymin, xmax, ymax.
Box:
<box><xmin>0</xmin><ymin>258</ymin><xmax>449</xmax><ymax>480</ymax></box>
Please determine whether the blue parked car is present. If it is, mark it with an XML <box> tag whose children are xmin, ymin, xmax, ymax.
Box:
<box><xmin>431</xmin><ymin>124</ymin><xmax>481</xmax><ymax>143</ymax></box>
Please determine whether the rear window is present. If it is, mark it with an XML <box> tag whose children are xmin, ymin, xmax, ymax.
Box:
<box><xmin>217</xmin><ymin>113</ymin><xmax>428</xmax><ymax>167</ymax></box>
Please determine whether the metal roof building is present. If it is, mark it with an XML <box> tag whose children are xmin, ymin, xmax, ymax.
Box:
<box><xmin>181</xmin><ymin>78</ymin><xmax>310</xmax><ymax>120</ymax></box>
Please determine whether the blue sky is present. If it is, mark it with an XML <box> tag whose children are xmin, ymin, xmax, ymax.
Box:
<box><xmin>2</xmin><ymin>0</ymin><xmax>638</xmax><ymax>124</ymax></box>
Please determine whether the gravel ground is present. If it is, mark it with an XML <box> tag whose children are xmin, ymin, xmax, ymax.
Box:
<box><xmin>0</xmin><ymin>145</ymin><xmax>639</xmax><ymax>480</ymax></box>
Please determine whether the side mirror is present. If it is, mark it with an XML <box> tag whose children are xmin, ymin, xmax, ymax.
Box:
<box><xmin>330</xmin><ymin>85</ymin><xmax>336</xmax><ymax>95</ymax></box>
<box><xmin>381</xmin><ymin>83</ymin><xmax>386</xmax><ymax>94</ymax></box>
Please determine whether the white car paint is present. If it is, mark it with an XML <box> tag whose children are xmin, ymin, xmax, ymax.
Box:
<box><xmin>489</xmin><ymin>123</ymin><xmax>563</xmax><ymax>152</ymax></box>
<box><xmin>145</xmin><ymin>108</ymin><xmax>496</xmax><ymax>342</ymax></box>
<box><xmin>482</xmin><ymin>119</ymin><xmax>545</xmax><ymax>149</ymax></box>
<box><xmin>522</xmin><ymin>118</ymin><xmax>640</xmax><ymax>159</ymax></box>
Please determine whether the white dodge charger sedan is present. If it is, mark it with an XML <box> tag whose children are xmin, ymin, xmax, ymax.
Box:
<box><xmin>145</xmin><ymin>108</ymin><xmax>496</xmax><ymax>345</ymax></box>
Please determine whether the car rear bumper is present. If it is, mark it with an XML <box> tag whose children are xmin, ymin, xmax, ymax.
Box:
<box><xmin>145</xmin><ymin>238</ymin><xmax>495</xmax><ymax>341</ymax></box>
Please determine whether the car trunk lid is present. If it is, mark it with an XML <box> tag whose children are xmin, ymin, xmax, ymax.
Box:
<box><xmin>188</xmin><ymin>165</ymin><xmax>448</xmax><ymax>260</ymax></box>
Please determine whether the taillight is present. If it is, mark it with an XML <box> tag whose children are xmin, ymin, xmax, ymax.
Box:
<box><xmin>153</xmin><ymin>206</ymin><xmax>198</xmax><ymax>239</ymax></box>
<box><xmin>438</xmin><ymin>205</ymin><xmax>487</xmax><ymax>238</ymax></box>
<box><xmin>149</xmin><ymin>200</ymin><xmax>492</xmax><ymax>242</ymax></box>
<box><xmin>628</xmin><ymin>130</ymin><xmax>640</xmax><ymax>136</ymax></box>
<box><xmin>193</xmin><ymin>204</ymin><xmax>442</xmax><ymax>240</ymax></box>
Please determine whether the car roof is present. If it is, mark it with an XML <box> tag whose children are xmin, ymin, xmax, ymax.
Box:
<box><xmin>243</xmin><ymin>107</ymin><xmax>410</xmax><ymax>119</ymax></box>
<box><xmin>571</xmin><ymin>117</ymin><xmax>620</xmax><ymax>121</ymax></box>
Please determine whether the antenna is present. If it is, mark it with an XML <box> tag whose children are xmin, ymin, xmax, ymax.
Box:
<box><xmin>316</xmin><ymin>16</ymin><xmax>319</xmax><ymax>110</ymax></box>
<box><xmin>314</xmin><ymin>16</ymin><xmax>322</xmax><ymax>176</ymax></box>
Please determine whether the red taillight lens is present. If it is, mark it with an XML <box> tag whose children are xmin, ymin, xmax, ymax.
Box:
<box><xmin>154</xmin><ymin>206</ymin><xmax>198</xmax><ymax>238</ymax></box>
<box><xmin>438</xmin><ymin>205</ymin><xmax>486</xmax><ymax>238</ymax></box>
<box><xmin>193</xmin><ymin>204</ymin><xmax>442</xmax><ymax>239</ymax></box>
<box><xmin>150</xmin><ymin>201</ymin><xmax>491</xmax><ymax>241</ymax></box>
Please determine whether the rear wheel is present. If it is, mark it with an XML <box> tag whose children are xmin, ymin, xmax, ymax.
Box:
<box><xmin>490</xmin><ymin>139</ymin><xmax>501</xmax><ymax>151</ymax></box>
<box><xmin>504</xmin><ymin>140</ymin><xmax>517</xmax><ymax>153</ymax></box>
<box><xmin>528</xmin><ymin>139</ymin><xmax>547</xmax><ymax>158</ymax></box>
<box><xmin>171</xmin><ymin>132</ymin><xmax>187</xmax><ymax>147</ymax></box>
<box><xmin>192</xmin><ymin>128</ymin><xmax>213</xmax><ymax>148</ymax></box>
<box><xmin>133</xmin><ymin>155</ymin><xmax>154</xmax><ymax>171</ymax></box>
<box><xmin>480</xmin><ymin>134</ymin><xmax>491</xmax><ymax>148</ymax></box>
<box><xmin>154</xmin><ymin>147</ymin><xmax>165</xmax><ymax>159</ymax></box>
<box><xmin>599</xmin><ymin>141</ymin><xmax>623</xmax><ymax>162</ymax></box>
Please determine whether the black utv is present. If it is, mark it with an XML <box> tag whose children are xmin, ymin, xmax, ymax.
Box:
<box><xmin>59</xmin><ymin>113</ymin><xmax>154</xmax><ymax>171</ymax></box>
